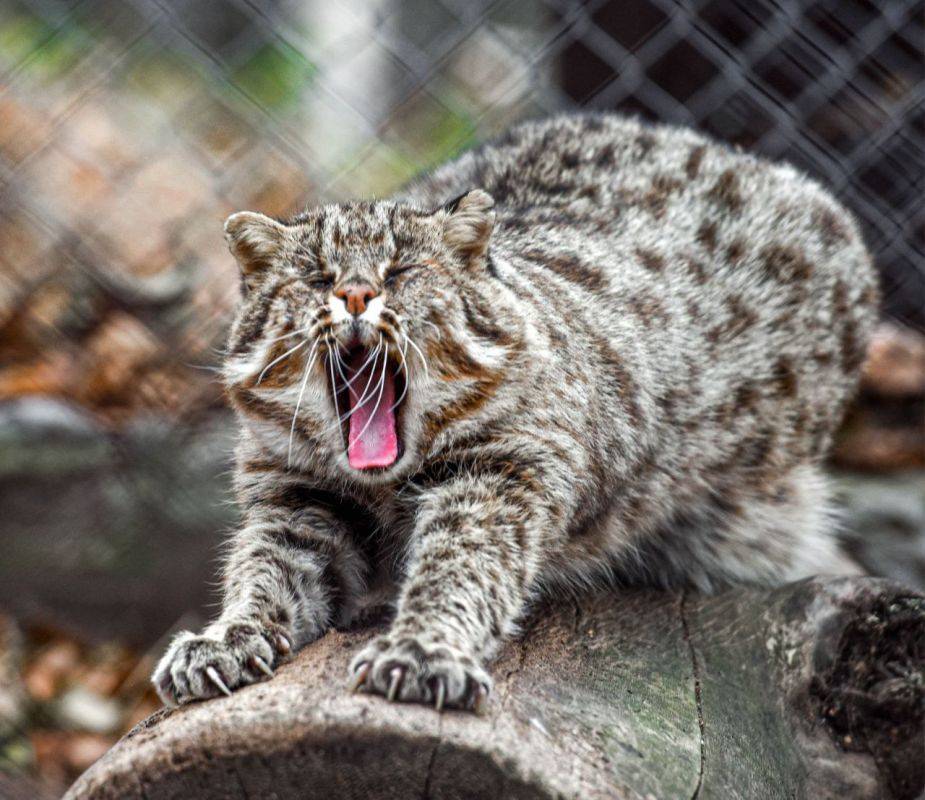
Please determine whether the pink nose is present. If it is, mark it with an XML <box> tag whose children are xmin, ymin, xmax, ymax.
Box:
<box><xmin>334</xmin><ymin>283</ymin><xmax>377</xmax><ymax>316</ymax></box>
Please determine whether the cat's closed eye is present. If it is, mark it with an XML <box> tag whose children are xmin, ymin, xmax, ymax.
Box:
<box><xmin>384</xmin><ymin>263</ymin><xmax>423</xmax><ymax>286</ymax></box>
<box><xmin>306</xmin><ymin>273</ymin><xmax>334</xmax><ymax>291</ymax></box>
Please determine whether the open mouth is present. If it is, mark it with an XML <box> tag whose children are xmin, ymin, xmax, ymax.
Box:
<box><xmin>329</xmin><ymin>343</ymin><xmax>406</xmax><ymax>471</ymax></box>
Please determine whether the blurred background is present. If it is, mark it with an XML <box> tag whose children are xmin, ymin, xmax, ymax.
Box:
<box><xmin>0</xmin><ymin>0</ymin><xmax>921</xmax><ymax>795</ymax></box>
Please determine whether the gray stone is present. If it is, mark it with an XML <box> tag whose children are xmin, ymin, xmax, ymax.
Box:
<box><xmin>0</xmin><ymin>398</ymin><xmax>237</xmax><ymax>646</ymax></box>
<box><xmin>832</xmin><ymin>469</ymin><xmax>925</xmax><ymax>591</ymax></box>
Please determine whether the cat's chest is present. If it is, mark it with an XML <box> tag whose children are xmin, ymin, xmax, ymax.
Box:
<box><xmin>361</xmin><ymin>485</ymin><xmax>418</xmax><ymax>544</ymax></box>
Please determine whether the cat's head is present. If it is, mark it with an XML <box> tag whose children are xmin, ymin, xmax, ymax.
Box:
<box><xmin>222</xmin><ymin>190</ymin><xmax>514</xmax><ymax>484</ymax></box>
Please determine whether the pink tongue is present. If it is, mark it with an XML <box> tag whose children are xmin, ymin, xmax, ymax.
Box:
<box><xmin>347</xmin><ymin>349</ymin><xmax>398</xmax><ymax>470</ymax></box>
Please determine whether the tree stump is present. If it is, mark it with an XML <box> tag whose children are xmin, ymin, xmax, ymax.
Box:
<box><xmin>65</xmin><ymin>577</ymin><xmax>924</xmax><ymax>800</ymax></box>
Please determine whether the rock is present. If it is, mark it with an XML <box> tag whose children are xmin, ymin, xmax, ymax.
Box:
<box><xmin>833</xmin><ymin>470</ymin><xmax>925</xmax><ymax>591</ymax></box>
<box><xmin>0</xmin><ymin>398</ymin><xmax>236</xmax><ymax>646</ymax></box>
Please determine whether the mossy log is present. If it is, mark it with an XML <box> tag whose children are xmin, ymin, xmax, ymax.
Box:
<box><xmin>65</xmin><ymin>577</ymin><xmax>924</xmax><ymax>800</ymax></box>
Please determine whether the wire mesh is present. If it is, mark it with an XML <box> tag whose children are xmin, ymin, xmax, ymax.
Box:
<box><xmin>0</xmin><ymin>5</ymin><xmax>921</xmax><ymax>791</ymax></box>
<box><xmin>0</xmin><ymin>0</ymin><xmax>921</xmax><ymax>428</ymax></box>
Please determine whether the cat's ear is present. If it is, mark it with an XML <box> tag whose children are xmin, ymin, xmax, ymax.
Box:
<box><xmin>441</xmin><ymin>189</ymin><xmax>495</xmax><ymax>261</ymax></box>
<box><xmin>223</xmin><ymin>211</ymin><xmax>291</xmax><ymax>292</ymax></box>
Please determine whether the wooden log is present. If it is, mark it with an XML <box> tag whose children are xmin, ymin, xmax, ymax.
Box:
<box><xmin>65</xmin><ymin>577</ymin><xmax>924</xmax><ymax>800</ymax></box>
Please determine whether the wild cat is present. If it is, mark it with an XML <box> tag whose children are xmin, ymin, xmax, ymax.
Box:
<box><xmin>152</xmin><ymin>113</ymin><xmax>878</xmax><ymax>712</ymax></box>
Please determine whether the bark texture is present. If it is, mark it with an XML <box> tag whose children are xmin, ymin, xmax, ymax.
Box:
<box><xmin>65</xmin><ymin>577</ymin><xmax>924</xmax><ymax>800</ymax></box>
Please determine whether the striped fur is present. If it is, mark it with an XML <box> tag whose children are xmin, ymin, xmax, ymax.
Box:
<box><xmin>153</xmin><ymin>113</ymin><xmax>878</xmax><ymax>711</ymax></box>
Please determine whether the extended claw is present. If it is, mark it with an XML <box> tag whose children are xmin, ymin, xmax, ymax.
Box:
<box><xmin>349</xmin><ymin>662</ymin><xmax>370</xmax><ymax>693</ymax></box>
<box><xmin>387</xmin><ymin>667</ymin><xmax>404</xmax><ymax>702</ymax></box>
<box><xmin>205</xmin><ymin>666</ymin><xmax>232</xmax><ymax>697</ymax></box>
<box><xmin>276</xmin><ymin>634</ymin><xmax>292</xmax><ymax>655</ymax></box>
<box><xmin>252</xmin><ymin>656</ymin><xmax>274</xmax><ymax>678</ymax></box>
<box><xmin>433</xmin><ymin>677</ymin><xmax>446</xmax><ymax>713</ymax></box>
<box><xmin>472</xmin><ymin>683</ymin><xmax>489</xmax><ymax>716</ymax></box>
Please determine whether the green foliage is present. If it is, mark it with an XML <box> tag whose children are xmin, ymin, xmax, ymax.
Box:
<box><xmin>0</xmin><ymin>9</ymin><xmax>475</xmax><ymax>196</ymax></box>
<box><xmin>0</xmin><ymin>12</ymin><xmax>87</xmax><ymax>81</ymax></box>
<box><xmin>231</xmin><ymin>42</ymin><xmax>316</xmax><ymax>111</ymax></box>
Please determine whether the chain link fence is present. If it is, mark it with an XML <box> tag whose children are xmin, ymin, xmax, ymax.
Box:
<box><xmin>0</xmin><ymin>0</ymin><xmax>925</xmax><ymax>406</ymax></box>
<box><xmin>0</xmin><ymin>0</ymin><xmax>921</xmax><ymax>596</ymax></box>
<box><xmin>3</xmin><ymin>0</ymin><xmax>925</xmax><ymax>627</ymax></box>
<box><xmin>0</xmin><ymin>0</ymin><xmax>922</xmax><ymax>425</ymax></box>
<box><xmin>0</xmin><ymin>2</ymin><xmax>922</xmax><ymax>792</ymax></box>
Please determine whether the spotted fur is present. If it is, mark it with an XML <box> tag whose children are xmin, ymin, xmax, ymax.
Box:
<box><xmin>152</xmin><ymin>113</ymin><xmax>878</xmax><ymax>712</ymax></box>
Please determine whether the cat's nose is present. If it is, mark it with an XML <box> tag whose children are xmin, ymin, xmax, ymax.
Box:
<box><xmin>334</xmin><ymin>283</ymin><xmax>378</xmax><ymax>316</ymax></box>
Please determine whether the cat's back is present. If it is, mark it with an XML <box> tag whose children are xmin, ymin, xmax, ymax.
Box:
<box><xmin>408</xmin><ymin>113</ymin><xmax>878</xmax><ymax>465</ymax></box>
<box><xmin>403</xmin><ymin>112</ymin><xmax>672</xmax><ymax>211</ymax></box>
<box><xmin>406</xmin><ymin>112</ymin><xmax>877</xmax><ymax>406</ymax></box>
<box><xmin>483</xmin><ymin>113</ymin><xmax>872</xmax><ymax>339</ymax></box>
<box><xmin>406</xmin><ymin>113</ymin><xmax>875</xmax><ymax>308</ymax></box>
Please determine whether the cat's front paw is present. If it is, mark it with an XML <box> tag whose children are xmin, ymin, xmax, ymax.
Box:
<box><xmin>152</xmin><ymin>621</ymin><xmax>291</xmax><ymax>707</ymax></box>
<box><xmin>348</xmin><ymin>634</ymin><xmax>490</xmax><ymax>713</ymax></box>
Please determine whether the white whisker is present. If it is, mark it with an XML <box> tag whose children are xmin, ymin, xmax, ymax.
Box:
<box><xmin>350</xmin><ymin>342</ymin><xmax>390</xmax><ymax>445</ymax></box>
<box><xmin>337</xmin><ymin>336</ymin><xmax>384</xmax><ymax>426</ymax></box>
<box><xmin>256</xmin><ymin>339</ymin><xmax>307</xmax><ymax>385</ymax></box>
<box><xmin>325</xmin><ymin>336</ymin><xmax>342</xmax><ymax>425</ymax></box>
<box><xmin>264</xmin><ymin>325</ymin><xmax>314</xmax><ymax>344</ymax></box>
<box><xmin>287</xmin><ymin>338</ymin><xmax>320</xmax><ymax>468</ymax></box>
<box><xmin>389</xmin><ymin>371</ymin><xmax>409</xmax><ymax>412</ymax></box>
<box><xmin>331</xmin><ymin>339</ymin><xmax>351</xmax><ymax>387</ymax></box>
<box><xmin>392</xmin><ymin>335</ymin><xmax>406</xmax><ymax>375</ymax></box>
<box><xmin>403</xmin><ymin>332</ymin><xmax>429</xmax><ymax>381</ymax></box>
<box><xmin>342</xmin><ymin>340</ymin><xmax>381</xmax><ymax>393</ymax></box>
<box><xmin>388</xmin><ymin>334</ymin><xmax>410</xmax><ymax>411</ymax></box>
<box><xmin>421</xmin><ymin>319</ymin><xmax>442</xmax><ymax>338</ymax></box>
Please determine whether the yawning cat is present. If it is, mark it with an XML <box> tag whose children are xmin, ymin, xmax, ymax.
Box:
<box><xmin>152</xmin><ymin>113</ymin><xmax>878</xmax><ymax>712</ymax></box>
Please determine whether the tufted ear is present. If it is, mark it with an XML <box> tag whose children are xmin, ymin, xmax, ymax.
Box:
<box><xmin>223</xmin><ymin>211</ymin><xmax>291</xmax><ymax>292</ymax></box>
<box><xmin>441</xmin><ymin>189</ymin><xmax>495</xmax><ymax>261</ymax></box>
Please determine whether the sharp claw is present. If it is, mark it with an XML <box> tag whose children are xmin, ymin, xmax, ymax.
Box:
<box><xmin>434</xmin><ymin>677</ymin><xmax>446</xmax><ymax>713</ymax></box>
<box><xmin>253</xmin><ymin>656</ymin><xmax>274</xmax><ymax>678</ymax></box>
<box><xmin>349</xmin><ymin>662</ymin><xmax>370</xmax><ymax>693</ymax></box>
<box><xmin>277</xmin><ymin>634</ymin><xmax>292</xmax><ymax>655</ymax></box>
<box><xmin>387</xmin><ymin>667</ymin><xmax>404</xmax><ymax>702</ymax></box>
<box><xmin>205</xmin><ymin>666</ymin><xmax>232</xmax><ymax>697</ymax></box>
<box><xmin>473</xmin><ymin>683</ymin><xmax>489</xmax><ymax>716</ymax></box>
